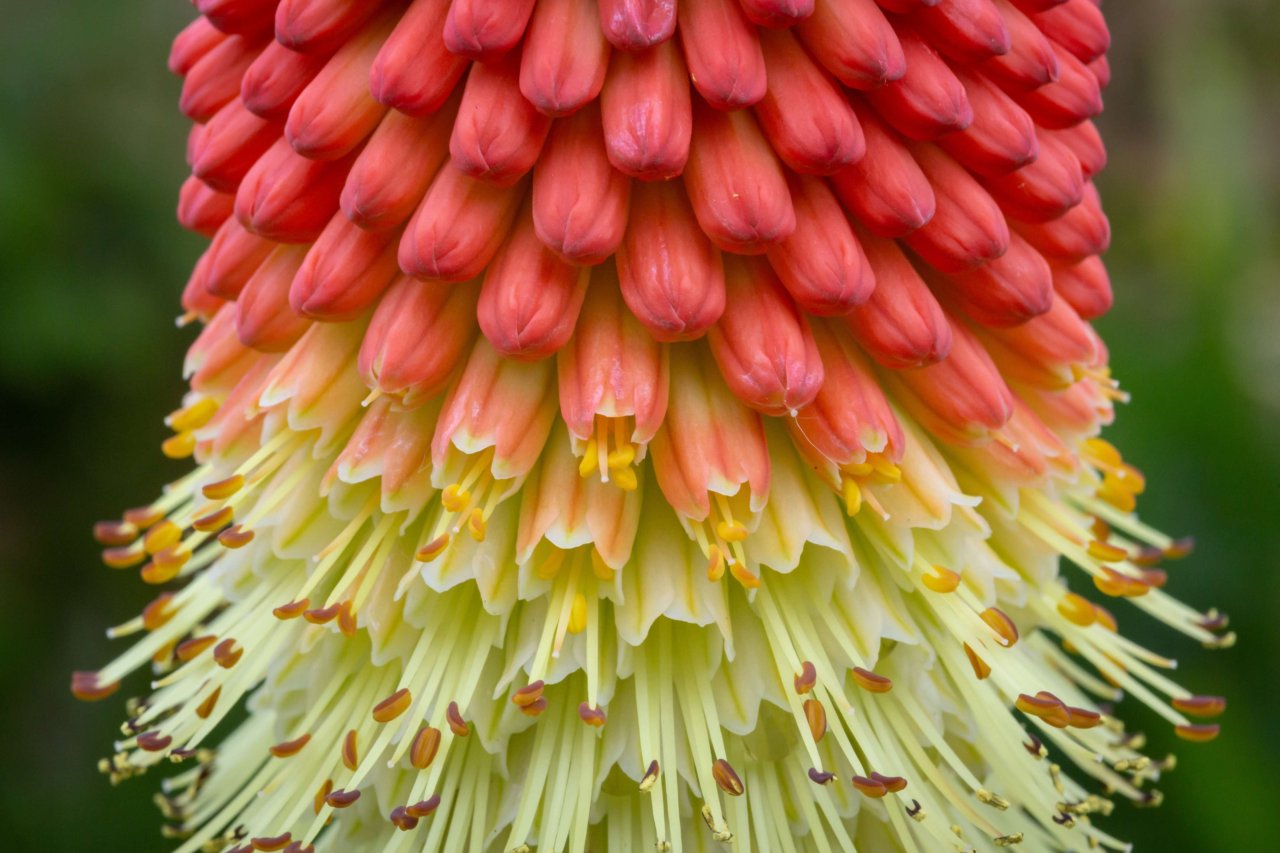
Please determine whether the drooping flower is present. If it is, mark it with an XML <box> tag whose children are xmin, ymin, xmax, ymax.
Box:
<box><xmin>76</xmin><ymin>1</ymin><xmax>1230</xmax><ymax>851</ymax></box>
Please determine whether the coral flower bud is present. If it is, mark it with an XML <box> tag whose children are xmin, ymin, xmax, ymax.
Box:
<box><xmin>359</xmin><ymin>275</ymin><xmax>480</xmax><ymax>408</ymax></box>
<box><xmin>284</xmin><ymin>11</ymin><xmax>393</xmax><ymax>160</ymax></box>
<box><xmin>532</xmin><ymin>104</ymin><xmax>631</xmax><ymax>265</ymax></box>
<box><xmin>450</xmin><ymin>48</ymin><xmax>552</xmax><ymax>187</ymax></box>
<box><xmin>398</xmin><ymin>167</ymin><xmax>526</xmax><ymax>282</ymax></box>
<box><xmin>684</xmin><ymin>102</ymin><xmax>795</xmax><ymax>253</ymax></box>
<box><xmin>597</xmin><ymin>0</ymin><xmax>676</xmax><ymax>50</ymax></box>
<box><xmin>520</xmin><ymin>0</ymin><xmax>610</xmax><ymax>116</ymax></box>
<box><xmin>866</xmin><ymin>26</ymin><xmax>974</xmax><ymax>142</ymax></box>
<box><xmin>754</xmin><ymin>27</ymin><xmax>865</xmax><ymax>176</ymax></box>
<box><xmin>939</xmin><ymin>65</ymin><xmax>1039</xmax><ymax>177</ymax></box>
<box><xmin>794</xmin><ymin>0</ymin><xmax>905</xmax><ymax>90</ymax></box>
<box><xmin>235</xmin><ymin>138</ymin><xmax>355</xmax><ymax>243</ymax></box>
<box><xmin>236</xmin><ymin>244</ymin><xmax>311</xmax><ymax>351</ymax></box>
<box><xmin>709</xmin><ymin>256</ymin><xmax>824</xmax><ymax>416</ymax></box>
<box><xmin>844</xmin><ymin>226</ymin><xmax>952</xmax><ymax>368</ymax></box>
<box><xmin>369</xmin><ymin>0</ymin><xmax>468</xmax><ymax>117</ymax></box>
<box><xmin>289</xmin><ymin>213</ymin><xmax>400</xmax><ymax>320</ymax></box>
<box><xmin>341</xmin><ymin>91</ymin><xmax>458</xmax><ymax>231</ymax></box>
<box><xmin>615</xmin><ymin>180</ymin><xmax>726</xmax><ymax>341</ymax></box>
<box><xmin>444</xmin><ymin>0</ymin><xmax>537</xmax><ymax>61</ymax></box>
<box><xmin>766</xmin><ymin>173</ymin><xmax>875</xmax><ymax>316</ymax></box>
<box><xmin>275</xmin><ymin>0</ymin><xmax>382</xmax><ymax>55</ymax></box>
<box><xmin>830</xmin><ymin>103</ymin><xmax>936</xmax><ymax>238</ymax></box>
<box><xmin>240</xmin><ymin>40</ymin><xmax>329</xmax><ymax>121</ymax></box>
<box><xmin>477</xmin><ymin>207</ymin><xmax>590</xmax><ymax>360</ymax></box>
<box><xmin>677</xmin><ymin>0</ymin><xmax>767</xmax><ymax>109</ymax></box>
<box><xmin>599</xmin><ymin>40</ymin><xmax>692</xmax><ymax>180</ymax></box>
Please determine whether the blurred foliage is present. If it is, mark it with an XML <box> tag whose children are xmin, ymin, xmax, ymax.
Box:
<box><xmin>1</xmin><ymin>1</ymin><xmax>1276</xmax><ymax>849</ymax></box>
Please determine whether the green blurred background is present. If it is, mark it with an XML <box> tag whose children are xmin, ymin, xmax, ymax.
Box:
<box><xmin>1</xmin><ymin>1</ymin><xmax>1276</xmax><ymax>848</ymax></box>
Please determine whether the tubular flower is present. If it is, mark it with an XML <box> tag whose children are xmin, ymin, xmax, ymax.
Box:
<box><xmin>78</xmin><ymin>2</ymin><xmax>1229</xmax><ymax>852</ymax></box>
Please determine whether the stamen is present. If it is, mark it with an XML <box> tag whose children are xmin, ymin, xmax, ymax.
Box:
<box><xmin>1171</xmin><ymin>695</ymin><xmax>1226</xmax><ymax>718</ymax></box>
<box><xmin>341</xmin><ymin>730</ymin><xmax>359</xmax><ymax>771</ymax></box>
<box><xmin>446</xmin><ymin>701</ymin><xmax>469</xmax><ymax>736</ymax></box>
<box><xmin>578</xmin><ymin>703</ymin><xmax>607</xmax><ymax>727</ymax></box>
<box><xmin>851</xmin><ymin>667</ymin><xmax>893</xmax><ymax>693</ymax></box>
<box><xmin>372</xmin><ymin>688</ymin><xmax>412</xmax><ymax>723</ymax></box>
<box><xmin>711</xmin><ymin>759</ymin><xmax>744</xmax><ymax>797</ymax></box>
<box><xmin>410</xmin><ymin>726</ymin><xmax>441</xmax><ymax>769</ymax></box>
<box><xmin>325</xmin><ymin>789</ymin><xmax>361</xmax><ymax>808</ymax></box>
<box><xmin>794</xmin><ymin>661</ymin><xmax>817</xmax><ymax>694</ymax></box>
<box><xmin>803</xmin><ymin>698</ymin><xmax>827</xmax><ymax>742</ymax></box>
<box><xmin>269</xmin><ymin>734</ymin><xmax>312</xmax><ymax>758</ymax></box>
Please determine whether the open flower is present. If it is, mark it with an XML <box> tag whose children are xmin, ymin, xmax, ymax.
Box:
<box><xmin>78</xmin><ymin>1</ymin><xmax>1228</xmax><ymax>851</ymax></box>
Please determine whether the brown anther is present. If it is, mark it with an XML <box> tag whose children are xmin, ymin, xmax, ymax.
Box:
<box><xmin>282</xmin><ymin>843</ymin><xmax>315</xmax><ymax>853</ymax></box>
<box><xmin>325</xmin><ymin>788</ymin><xmax>361</xmax><ymax>808</ymax></box>
<box><xmin>511</xmin><ymin>681</ymin><xmax>546</xmax><ymax>708</ymax></box>
<box><xmin>123</xmin><ymin>505</ymin><xmax>164</xmax><ymax>529</ymax></box>
<box><xmin>1023</xmin><ymin>732</ymin><xmax>1046</xmax><ymax>758</ymax></box>
<box><xmin>213</xmin><ymin>639</ymin><xmax>243</xmax><ymax>669</ymax></box>
<box><xmin>314</xmin><ymin>780</ymin><xmax>333</xmax><ymax>815</ymax></box>
<box><xmin>303</xmin><ymin>603</ymin><xmax>341</xmax><ymax>624</ymax></box>
<box><xmin>963</xmin><ymin>644</ymin><xmax>991</xmax><ymax>680</ymax></box>
<box><xmin>141</xmin><ymin>593</ymin><xmax>178</xmax><ymax>631</ymax></box>
<box><xmin>176</xmin><ymin>635</ymin><xmax>217</xmax><ymax>663</ymax></box>
<box><xmin>71</xmin><ymin>671</ymin><xmax>121</xmax><ymax>702</ymax></box>
<box><xmin>269</xmin><ymin>733</ymin><xmax>312</xmax><ymax>758</ymax></box>
<box><xmin>446</xmin><ymin>701</ymin><xmax>469</xmax><ymax>736</ymax></box>
<box><xmin>1015</xmin><ymin>692</ymin><xmax>1071</xmax><ymax>728</ymax></box>
<box><xmin>372</xmin><ymin>688</ymin><xmax>412</xmax><ymax>723</ymax></box>
<box><xmin>1172</xmin><ymin>695</ymin><xmax>1226</xmax><ymax>718</ymax></box>
<box><xmin>415</xmin><ymin>533</ymin><xmax>450</xmax><ymax>562</ymax></box>
<box><xmin>578</xmin><ymin>702</ymin><xmax>607</xmax><ymax>727</ymax></box>
<box><xmin>794</xmin><ymin>660</ymin><xmax>817</xmax><ymax>694</ymax></box>
<box><xmin>195</xmin><ymin>687</ymin><xmax>221</xmax><ymax>720</ymax></box>
<box><xmin>405</xmin><ymin>795</ymin><xmax>441</xmax><ymax>818</ymax></box>
<box><xmin>852</xmin><ymin>775</ymin><xmax>888</xmax><ymax>798</ymax></box>
<box><xmin>1056</xmin><ymin>593</ymin><xmax>1096</xmax><ymax>627</ymax></box>
<box><xmin>1089</xmin><ymin>517</ymin><xmax>1110</xmax><ymax>542</ymax></box>
<box><xmin>389</xmin><ymin>806</ymin><xmax>419</xmax><ymax>831</ymax></box>
<box><xmin>1139</xmin><ymin>568</ymin><xmax>1168</xmax><ymax>589</ymax></box>
<box><xmin>218</xmin><ymin>525</ymin><xmax>255</xmax><ymax>549</ymax></box>
<box><xmin>712</xmin><ymin>758</ymin><xmax>744</xmax><ymax>796</ymax></box>
<box><xmin>1164</xmin><ymin>536</ymin><xmax>1195</xmax><ymax>560</ymax></box>
<box><xmin>808</xmin><ymin>768</ymin><xmax>835</xmax><ymax>785</ymax></box>
<box><xmin>336</xmin><ymin>601</ymin><xmax>357</xmax><ymax>637</ymax></box>
<box><xmin>851</xmin><ymin>666</ymin><xmax>893</xmax><ymax>693</ymax></box>
<box><xmin>202</xmin><ymin>474</ymin><xmax>245</xmax><ymax>501</ymax></box>
<box><xmin>906</xmin><ymin>799</ymin><xmax>925</xmax><ymax>821</ymax></box>
<box><xmin>519</xmin><ymin>697</ymin><xmax>549</xmax><ymax>716</ymax></box>
<box><xmin>639</xmin><ymin>759</ymin><xmax>660</xmax><ymax>792</ymax></box>
<box><xmin>980</xmin><ymin>608</ymin><xmax>1019</xmax><ymax>647</ymax></box>
<box><xmin>1129</xmin><ymin>546</ymin><xmax>1164</xmax><ymax>567</ymax></box>
<box><xmin>870</xmin><ymin>772</ymin><xmax>907</xmax><ymax>793</ymax></box>
<box><xmin>1136</xmin><ymin>790</ymin><xmax>1165</xmax><ymax>808</ymax></box>
<box><xmin>1174</xmin><ymin>723</ymin><xmax>1221</xmax><ymax>743</ymax></box>
<box><xmin>1067</xmin><ymin>707</ymin><xmax>1102</xmax><ymax>729</ymax></box>
<box><xmin>94</xmin><ymin>520</ymin><xmax>139</xmax><ymax>546</ymax></box>
<box><xmin>410</xmin><ymin>726</ymin><xmax>442</xmax><ymax>769</ymax></box>
<box><xmin>193</xmin><ymin>505</ymin><xmax>234</xmax><ymax>532</ymax></box>
<box><xmin>137</xmin><ymin>731</ymin><xmax>173</xmax><ymax>752</ymax></box>
<box><xmin>803</xmin><ymin>698</ymin><xmax>827</xmax><ymax>742</ymax></box>
<box><xmin>994</xmin><ymin>833</ymin><xmax>1024</xmax><ymax>847</ymax></box>
<box><xmin>341</xmin><ymin>729</ymin><xmax>359</xmax><ymax>771</ymax></box>
<box><xmin>250</xmin><ymin>833</ymin><xmax>292</xmax><ymax>851</ymax></box>
<box><xmin>922</xmin><ymin>565</ymin><xmax>961</xmax><ymax>593</ymax></box>
<box><xmin>1086</xmin><ymin>540</ymin><xmax>1127</xmax><ymax>563</ymax></box>
<box><xmin>273</xmin><ymin>599</ymin><xmax>310</xmax><ymax>620</ymax></box>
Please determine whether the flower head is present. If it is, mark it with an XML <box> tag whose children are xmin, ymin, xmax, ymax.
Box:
<box><xmin>79</xmin><ymin>1</ymin><xmax>1228</xmax><ymax>851</ymax></box>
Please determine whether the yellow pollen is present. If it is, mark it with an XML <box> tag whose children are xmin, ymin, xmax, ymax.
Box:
<box><xmin>466</xmin><ymin>507</ymin><xmax>486</xmax><ymax>542</ymax></box>
<box><xmin>842</xmin><ymin>477</ymin><xmax>863</xmax><ymax>516</ymax></box>
<box><xmin>441</xmin><ymin>483</ymin><xmax>471</xmax><ymax>513</ymax></box>
<box><xmin>166</xmin><ymin>397</ymin><xmax>218</xmax><ymax>432</ymax></box>
<box><xmin>706</xmin><ymin>545</ymin><xmax>725</xmax><ymax>582</ymax></box>
<box><xmin>922</xmin><ymin>565</ymin><xmax>962</xmax><ymax>593</ymax></box>
<box><xmin>143</xmin><ymin>521</ymin><xmax>182</xmax><ymax>555</ymax></box>
<box><xmin>202</xmin><ymin>474</ymin><xmax>245</xmax><ymax>500</ymax></box>
<box><xmin>161</xmin><ymin>431</ymin><xmax>197</xmax><ymax>459</ymax></box>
